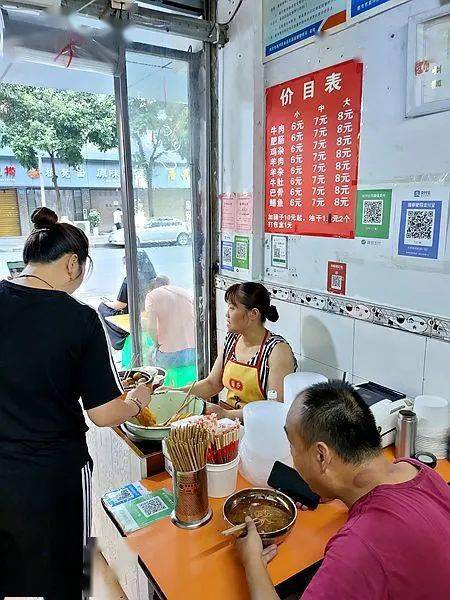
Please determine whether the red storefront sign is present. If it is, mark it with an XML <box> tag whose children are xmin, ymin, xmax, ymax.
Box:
<box><xmin>327</xmin><ymin>261</ymin><xmax>347</xmax><ymax>295</ymax></box>
<box><xmin>265</xmin><ymin>60</ymin><xmax>363</xmax><ymax>238</ymax></box>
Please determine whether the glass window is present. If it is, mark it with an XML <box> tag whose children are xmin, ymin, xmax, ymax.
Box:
<box><xmin>122</xmin><ymin>49</ymin><xmax>198</xmax><ymax>387</ymax></box>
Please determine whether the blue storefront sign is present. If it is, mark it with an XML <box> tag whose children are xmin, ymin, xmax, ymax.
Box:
<box><xmin>0</xmin><ymin>154</ymin><xmax>190</xmax><ymax>190</ymax></box>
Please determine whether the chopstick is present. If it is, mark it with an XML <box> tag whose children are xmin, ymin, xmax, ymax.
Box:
<box><xmin>221</xmin><ymin>519</ymin><xmax>262</xmax><ymax>537</ymax></box>
<box><xmin>165</xmin><ymin>423</ymin><xmax>210</xmax><ymax>472</ymax></box>
<box><xmin>161</xmin><ymin>381</ymin><xmax>197</xmax><ymax>427</ymax></box>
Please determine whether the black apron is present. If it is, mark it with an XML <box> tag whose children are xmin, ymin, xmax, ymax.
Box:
<box><xmin>0</xmin><ymin>440</ymin><xmax>90</xmax><ymax>599</ymax></box>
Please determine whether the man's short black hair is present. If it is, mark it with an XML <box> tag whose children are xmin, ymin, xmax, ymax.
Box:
<box><xmin>297</xmin><ymin>380</ymin><xmax>382</xmax><ymax>464</ymax></box>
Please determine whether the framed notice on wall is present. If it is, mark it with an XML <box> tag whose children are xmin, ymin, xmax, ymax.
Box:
<box><xmin>263</xmin><ymin>0</ymin><xmax>346</xmax><ymax>61</ymax></box>
<box><xmin>406</xmin><ymin>6</ymin><xmax>450</xmax><ymax>118</ymax></box>
<box><xmin>265</xmin><ymin>60</ymin><xmax>363</xmax><ymax>239</ymax></box>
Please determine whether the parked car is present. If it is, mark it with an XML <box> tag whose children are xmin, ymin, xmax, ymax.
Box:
<box><xmin>108</xmin><ymin>217</ymin><xmax>191</xmax><ymax>247</ymax></box>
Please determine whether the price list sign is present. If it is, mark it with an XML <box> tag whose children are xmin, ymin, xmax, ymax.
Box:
<box><xmin>265</xmin><ymin>60</ymin><xmax>363</xmax><ymax>238</ymax></box>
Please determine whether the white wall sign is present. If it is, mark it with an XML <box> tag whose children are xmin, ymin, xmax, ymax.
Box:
<box><xmin>263</xmin><ymin>0</ymin><xmax>346</xmax><ymax>61</ymax></box>
<box><xmin>347</xmin><ymin>0</ymin><xmax>409</xmax><ymax>24</ymax></box>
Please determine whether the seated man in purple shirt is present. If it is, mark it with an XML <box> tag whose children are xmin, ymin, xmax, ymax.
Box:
<box><xmin>236</xmin><ymin>381</ymin><xmax>450</xmax><ymax>600</ymax></box>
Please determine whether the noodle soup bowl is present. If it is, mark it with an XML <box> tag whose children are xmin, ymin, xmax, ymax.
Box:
<box><xmin>223</xmin><ymin>488</ymin><xmax>297</xmax><ymax>546</ymax></box>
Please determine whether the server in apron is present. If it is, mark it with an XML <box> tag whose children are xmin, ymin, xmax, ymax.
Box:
<box><xmin>184</xmin><ymin>282</ymin><xmax>296</xmax><ymax>420</ymax></box>
<box><xmin>0</xmin><ymin>208</ymin><xmax>153</xmax><ymax>599</ymax></box>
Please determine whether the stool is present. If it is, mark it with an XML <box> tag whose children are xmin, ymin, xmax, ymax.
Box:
<box><xmin>121</xmin><ymin>333</ymin><xmax>154</xmax><ymax>369</ymax></box>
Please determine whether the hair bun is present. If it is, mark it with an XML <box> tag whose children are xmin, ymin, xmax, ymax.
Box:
<box><xmin>31</xmin><ymin>207</ymin><xmax>58</xmax><ymax>229</ymax></box>
<box><xmin>266</xmin><ymin>304</ymin><xmax>279</xmax><ymax>322</ymax></box>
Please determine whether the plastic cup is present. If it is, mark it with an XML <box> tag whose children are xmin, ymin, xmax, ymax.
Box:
<box><xmin>414</xmin><ymin>395</ymin><xmax>448</xmax><ymax>431</ymax></box>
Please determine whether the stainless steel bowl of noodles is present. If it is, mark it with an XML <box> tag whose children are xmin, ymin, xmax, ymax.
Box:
<box><xmin>223</xmin><ymin>488</ymin><xmax>297</xmax><ymax>546</ymax></box>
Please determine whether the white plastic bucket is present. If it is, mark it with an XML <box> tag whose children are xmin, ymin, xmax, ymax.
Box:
<box><xmin>284</xmin><ymin>372</ymin><xmax>328</xmax><ymax>410</ymax></box>
<box><xmin>238</xmin><ymin>436</ymin><xmax>293</xmax><ymax>486</ymax></box>
<box><xmin>242</xmin><ymin>401</ymin><xmax>291</xmax><ymax>460</ymax></box>
<box><xmin>206</xmin><ymin>456</ymin><xmax>239</xmax><ymax>498</ymax></box>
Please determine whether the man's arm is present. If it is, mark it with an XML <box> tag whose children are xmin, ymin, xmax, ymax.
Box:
<box><xmin>235</xmin><ymin>518</ymin><xmax>279</xmax><ymax>600</ymax></box>
<box><xmin>243</xmin><ymin>558</ymin><xmax>279</xmax><ymax>600</ymax></box>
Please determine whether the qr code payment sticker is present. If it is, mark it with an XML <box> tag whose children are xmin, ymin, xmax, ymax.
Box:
<box><xmin>362</xmin><ymin>199</ymin><xmax>383</xmax><ymax>225</ymax></box>
<box><xmin>331</xmin><ymin>274</ymin><xmax>343</xmax><ymax>290</ymax></box>
<box><xmin>108</xmin><ymin>488</ymin><xmax>133</xmax><ymax>505</ymax></box>
<box><xmin>222</xmin><ymin>243</ymin><xmax>233</xmax><ymax>267</ymax></box>
<box><xmin>137</xmin><ymin>496</ymin><xmax>169</xmax><ymax>519</ymax></box>
<box><xmin>404</xmin><ymin>209</ymin><xmax>434</xmax><ymax>247</ymax></box>
<box><xmin>236</xmin><ymin>241</ymin><xmax>248</xmax><ymax>260</ymax></box>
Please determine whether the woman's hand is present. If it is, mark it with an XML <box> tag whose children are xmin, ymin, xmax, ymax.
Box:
<box><xmin>235</xmin><ymin>517</ymin><xmax>278</xmax><ymax>569</ymax></box>
<box><xmin>126</xmin><ymin>382</ymin><xmax>153</xmax><ymax>413</ymax></box>
<box><xmin>205</xmin><ymin>401</ymin><xmax>227</xmax><ymax>418</ymax></box>
<box><xmin>88</xmin><ymin>383</ymin><xmax>153</xmax><ymax>428</ymax></box>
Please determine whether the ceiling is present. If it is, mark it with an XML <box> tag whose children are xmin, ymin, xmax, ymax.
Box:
<box><xmin>0</xmin><ymin>11</ymin><xmax>196</xmax><ymax>100</ymax></box>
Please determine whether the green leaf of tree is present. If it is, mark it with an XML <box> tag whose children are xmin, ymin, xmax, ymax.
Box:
<box><xmin>0</xmin><ymin>84</ymin><xmax>117</xmax><ymax>215</ymax></box>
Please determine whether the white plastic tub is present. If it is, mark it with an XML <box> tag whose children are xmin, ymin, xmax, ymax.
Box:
<box><xmin>206</xmin><ymin>456</ymin><xmax>240</xmax><ymax>498</ymax></box>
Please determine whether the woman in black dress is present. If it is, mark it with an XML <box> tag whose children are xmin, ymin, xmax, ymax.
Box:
<box><xmin>0</xmin><ymin>207</ymin><xmax>153</xmax><ymax>599</ymax></box>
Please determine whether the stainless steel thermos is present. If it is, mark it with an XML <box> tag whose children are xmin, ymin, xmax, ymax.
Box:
<box><xmin>395</xmin><ymin>409</ymin><xmax>417</xmax><ymax>458</ymax></box>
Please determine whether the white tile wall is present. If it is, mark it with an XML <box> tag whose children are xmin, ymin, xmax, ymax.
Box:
<box><xmin>269</xmin><ymin>299</ymin><xmax>301</xmax><ymax>355</ymax></box>
<box><xmin>354</xmin><ymin>321</ymin><xmax>426</xmax><ymax>398</ymax></box>
<box><xmin>301</xmin><ymin>307</ymin><xmax>354</xmax><ymax>372</ymax></box>
<box><xmin>214</xmin><ymin>291</ymin><xmax>447</xmax><ymax>402</ymax></box>
<box><xmin>216</xmin><ymin>327</ymin><xmax>226</xmax><ymax>357</ymax></box>
<box><xmin>352</xmin><ymin>375</ymin><xmax>368</xmax><ymax>386</ymax></box>
<box><xmin>423</xmin><ymin>338</ymin><xmax>450</xmax><ymax>403</ymax></box>
<box><xmin>215</xmin><ymin>290</ymin><xmax>302</xmax><ymax>355</ymax></box>
<box><xmin>216</xmin><ymin>289</ymin><xmax>228</xmax><ymax>327</ymax></box>
<box><xmin>297</xmin><ymin>355</ymin><xmax>346</xmax><ymax>381</ymax></box>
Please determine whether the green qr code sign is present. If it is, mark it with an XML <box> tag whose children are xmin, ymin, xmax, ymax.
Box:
<box><xmin>233</xmin><ymin>236</ymin><xmax>250</xmax><ymax>269</ymax></box>
<box><xmin>356</xmin><ymin>189</ymin><xmax>392</xmax><ymax>239</ymax></box>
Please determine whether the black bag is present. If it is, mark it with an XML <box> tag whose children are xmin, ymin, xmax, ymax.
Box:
<box><xmin>98</xmin><ymin>303</ymin><xmax>129</xmax><ymax>351</ymax></box>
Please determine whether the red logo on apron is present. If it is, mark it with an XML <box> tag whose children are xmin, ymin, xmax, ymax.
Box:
<box><xmin>230</xmin><ymin>378</ymin><xmax>243</xmax><ymax>391</ymax></box>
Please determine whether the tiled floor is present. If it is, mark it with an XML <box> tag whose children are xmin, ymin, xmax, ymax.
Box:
<box><xmin>91</xmin><ymin>552</ymin><xmax>128</xmax><ymax>599</ymax></box>
<box><xmin>5</xmin><ymin>551</ymin><xmax>127</xmax><ymax>600</ymax></box>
